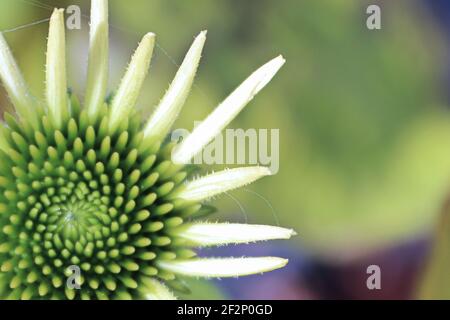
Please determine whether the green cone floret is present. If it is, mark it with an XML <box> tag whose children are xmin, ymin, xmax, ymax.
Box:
<box><xmin>0</xmin><ymin>0</ymin><xmax>292</xmax><ymax>300</ymax></box>
<box><xmin>0</xmin><ymin>102</ymin><xmax>192</xmax><ymax>299</ymax></box>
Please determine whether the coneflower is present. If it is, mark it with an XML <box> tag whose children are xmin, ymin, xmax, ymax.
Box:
<box><xmin>0</xmin><ymin>0</ymin><xmax>293</xmax><ymax>300</ymax></box>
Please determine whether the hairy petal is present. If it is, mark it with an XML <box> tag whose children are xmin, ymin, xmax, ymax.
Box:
<box><xmin>0</xmin><ymin>33</ymin><xmax>40</xmax><ymax>128</ymax></box>
<box><xmin>174</xmin><ymin>222</ymin><xmax>296</xmax><ymax>246</ymax></box>
<box><xmin>85</xmin><ymin>0</ymin><xmax>109</xmax><ymax>121</ymax></box>
<box><xmin>157</xmin><ymin>257</ymin><xmax>288</xmax><ymax>278</ymax></box>
<box><xmin>109</xmin><ymin>32</ymin><xmax>155</xmax><ymax>133</ymax></box>
<box><xmin>176</xmin><ymin>166</ymin><xmax>271</xmax><ymax>201</ymax></box>
<box><xmin>144</xmin><ymin>31</ymin><xmax>207</xmax><ymax>141</ymax></box>
<box><xmin>142</xmin><ymin>278</ymin><xmax>177</xmax><ymax>300</ymax></box>
<box><xmin>172</xmin><ymin>55</ymin><xmax>285</xmax><ymax>164</ymax></box>
<box><xmin>46</xmin><ymin>8</ymin><xmax>69</xmax><ymax>129</ymax></box>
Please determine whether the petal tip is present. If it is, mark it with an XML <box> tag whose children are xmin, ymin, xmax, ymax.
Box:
<box><xmin>51</xmin><ymin>8</ymin><xmax>65</xmax><ymax>17</ymax></box>
<box><xmin>266</xmin><ymin>55</ymin><xmax>286</xmax><ymax>75</ymax></box>
<box><xmin>259</xmin><ymin>166</ymin><xmax>273</xmax><ymax>176</ymax></box>
<box><xmin>141</xmin><ymin>32</ymin><xmax>156</xmax><ymax>48</ymax></box>
<box><xmin>268</xmin><ymin>257</ymin><xmax>289</xmax><ymax>270</ymax></box>
<box><xmin>279</xmin><ymin>258</ymin><xmax>289</xmax><ymax>268</ymax></box>
<box><xmin>275</xmin><ymin>54</ymin><xmax>286</xmax><ymax>64</ymax></box>
<box><xmin>144</xmin><ymin>32</ymin><xmax>156</xmax><ymax>41</ymax></box>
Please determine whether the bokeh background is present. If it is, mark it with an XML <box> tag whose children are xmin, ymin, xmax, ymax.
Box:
<box><xmin>2</xmin><ymin>0</ymin><xmax>450</xmax><ymax>299</ymax></box>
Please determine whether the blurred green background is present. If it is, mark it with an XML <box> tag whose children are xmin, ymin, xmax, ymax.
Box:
<box><xmin>2</xmin><ymin>0</ymin><xmax>450</xmax><ymax>298</ymax></box>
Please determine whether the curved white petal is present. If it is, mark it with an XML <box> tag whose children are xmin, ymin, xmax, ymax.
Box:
<box><xmin>109</xmin><ymin>33</ymin><xmax>155</xmax><ymax>132</ymax></box>
<box><xmin>172</xmin><ymin>55</ymin><xmax>285</xmax><ymax>164</ymax></box>
<box><xmin>144</xmin><ymin>31</ymin><xmax>207</xmax><ymax>140</ymax></box>
<box><xmin>85</xmin><ymin>0</ymin><xmax>109</xmax><ymax>121</ymax></box>
<box><xmin>142</xmin><ymin>278</ymin><xmax>177</xmax><ymax>300</ymax></box>
<box><xmin>0</xmin><ymin>33</ymin><xmax>39</xmax><ymax>128</ymax></box>
<box><xmin>157</xmin><ymin>257</ymin><xmax>288</xmax><ymax>278</ymax></box>
<box><xmin>46</xmin><ymin>8</ymin><xmax>69</xmax><ymax>129</ymax></box>
<box><xmin>177</xmin><ymin>166</ymin><xmax>271</xmax><ymax>201</ymax></box>
<box><xmin>175</xmin><ymin>223</ymin><xmax>296</xmax><ymax>246</ymax></box>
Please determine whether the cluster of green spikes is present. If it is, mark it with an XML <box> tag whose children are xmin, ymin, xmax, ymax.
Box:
<box><xmin>0</xmin><ymin>96</ymin><xmax>205</xmax><ymax>299</ymax></box>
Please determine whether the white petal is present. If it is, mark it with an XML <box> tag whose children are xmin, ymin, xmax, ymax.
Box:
<box><xmin>172</xmin><ymin>55</ymin><xmax>285</xmax><ymax>164</ymax></box>
<box><xmin>46</xmin><ymin>8</ymin><xmax>69</xmax><ymax>129</ymax></box>
<box><xmin>109</xmin><ymin>33</ymin><xmax>155</xmax><ymax>132</ymax></box>
<box><xmin>0</xmin><ymin>33</ymin><xmax>40</xmax><ymax>128</ymax></box>
<box><xmin>177</xmin><ymin>166</ymin><xmax>271</xmax><ymax>201</ymax></box>
<box><xmin>142</xmin><ymin>278</ymin><xmax>177</xmax><ymax>300</ymax></box>
<box><xmin>175</xmin><ymin>222</ymin><xmax>296</xmax><ymax>246</ymax></box>
<box><xmin>157</xmin><ymin>257</ymin><xmax>288</xmax><ymax>278</ymax></box>
<box><xmin>144</xmin><ymin>31</ymin><xmax>206</xmax><ymax>141</ymax></box>
<box><xmin>85</xmin><ymin>0</ymin><xmax>109</xmax><ymax>121</ymax></box>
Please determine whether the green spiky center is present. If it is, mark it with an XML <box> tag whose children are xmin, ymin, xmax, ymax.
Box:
<box><xmin>0</xmin><ymin>96</ymin><xmax>210</xmax><ymax>300</ymax></box>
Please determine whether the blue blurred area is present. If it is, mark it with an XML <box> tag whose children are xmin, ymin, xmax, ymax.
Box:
<box><xmin>426</xmin><ymin>0</ymin><xmax>450</xmax><ymax>31</ymax></box>
<box><xmin>423</xmin><ymin>0</ymin><xmax>450</xmax><ymax>104</ymax></box>
<box><xmin>198</xmin><ymin>243</ymin><xmax>315</xmax><ymax>299</ymax></box>
<box><xmin>204</xmin><ymin>238</ymin><xmax>429</xmax><ymax>299</ymax></box>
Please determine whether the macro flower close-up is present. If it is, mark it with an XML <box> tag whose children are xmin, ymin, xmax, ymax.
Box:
<box><xmin>5</xmin><ymin>0</ymin><xmax>450</xmax><ymax>310</ymax></box>
<box><xmin>0</xmin><ymin>0</ymin><xmax>295</xmax><ymax>300</ymax></box>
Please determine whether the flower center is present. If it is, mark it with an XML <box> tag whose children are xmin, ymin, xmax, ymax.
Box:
<box><xmin>55</xmin><ymin>199</ymin><xmax>103</xmax><ymax>239</ymax></box>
